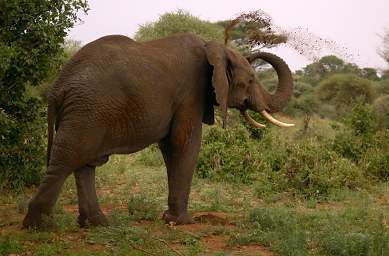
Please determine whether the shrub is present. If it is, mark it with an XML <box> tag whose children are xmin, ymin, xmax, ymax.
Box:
<box><xmin>332</xmin><ymin>99</ymin><xmax>379</xmax><ymax>162</ymax></box>
<box><xmin>0</xmin><ymin>102</ymin><xmax>46</xmax><ymax>190</ymax></box>
<box><xmin>240</xmin><ymin>110</ymin><xmax>270</xmax><ymax>139</ymax></box>
<box><xmin>196</xmin><ymin>124</ymin><xmax>263</xmax><ymax>184</ymax></box>
<box><xmin>332</xmin><ymin>131</ymin><xmax>365</xmax><ymax>162</ymax></box>
<box><xmin>198</xmin><ymin>120</ymin><xmax>367</xmax><ymax>199</ymax></box>
<box><xmin>256</xmin><ymin>137</ymin><xmax>367</xmax><ymax>199</ymax></box>
<box><xmin>317</xmin><ymin>74</ymin><xmax>375</xmax><ymax>114</ymax></box>
<box><xmin>344</xmin><ymin>98</ymin><xmax>377</xmax><ymax>137</ymax></box>
<box><xmin>375</xmin><ymin>79</ymin><xmax>389</xmax><ymax>95</ymax></box>
<box><xmin>360</xmin><ymin>130</ymin><xmax>389</xmax><ymax>181</ymax></box>
<box><xmin>372</xmin><ymin>94</ymin><xmax>389</xmax><ymax>129</ymax></box>
<box><xmin>0</xmin><ymin>0</ymin><xmax>88</xmax><ymax>190</ymax></box>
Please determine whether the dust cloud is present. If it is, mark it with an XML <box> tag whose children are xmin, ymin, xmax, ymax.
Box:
<box><xmin>227</xmin><ymin>10</ymin><xmax>355</xmax><ymax>63</ymax></box>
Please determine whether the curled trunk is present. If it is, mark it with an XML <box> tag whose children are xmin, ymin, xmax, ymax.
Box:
<box><xmin>247</xmin><ymin>52</ymin><xmax>293</xmax><ymax>113</ymax></box>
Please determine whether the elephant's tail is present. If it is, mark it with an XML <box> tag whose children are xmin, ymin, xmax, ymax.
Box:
<box><xmin>47</xmin><ymin>101</ymin><xmax>56</xmax><ymax>167</ymax></box>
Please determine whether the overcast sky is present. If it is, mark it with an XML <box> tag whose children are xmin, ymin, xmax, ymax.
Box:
<box><xmin>69</xmin><ymin>0</ymin><xmax>389</xmax><ymax>71</ymax></box>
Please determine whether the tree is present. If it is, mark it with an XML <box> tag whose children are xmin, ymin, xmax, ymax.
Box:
<box><xmin>301</xmin><ymin>55</ymin><xmax>361</xmax><ymax>85</ymax></box>
<box><xmin>0</xmin><ymin>0</ymin><xmax>88</xmax><ymax>190</ymax></box>
<box><xmin>316</xmin><ymin>74</ymin><xmax>375</xmax><ymax>114</ymax></box>
<box><xmin>134</xmin><ymin>10</ymin><xmax>224</xmax><ymax>42</ymax></box>
<box><xmin>361</xmin><ymin>68</ymin><xmax>379</xmax><ymax>81</ymax></box>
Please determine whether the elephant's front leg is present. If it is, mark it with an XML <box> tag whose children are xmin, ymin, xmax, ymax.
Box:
<box><xmin>159</xmin><ymin>116</ymin><xmax>202</xmax><ymax>225</ymax></box>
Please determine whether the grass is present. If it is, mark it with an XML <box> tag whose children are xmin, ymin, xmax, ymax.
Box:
<box><xmin>231</xmin><ymin>204</ymin><xmax>389</xmax><ymax>255</ymax></box>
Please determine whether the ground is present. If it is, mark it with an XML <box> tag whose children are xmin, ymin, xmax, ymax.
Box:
<box><xmin>1</xmin><ymin>152</ymin><xmax>389</xmax><ymax>255</ymax></box>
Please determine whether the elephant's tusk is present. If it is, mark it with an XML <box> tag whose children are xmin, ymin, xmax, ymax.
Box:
<box><xmin>242</xmin><ymin>111</ymin><xmax>266</xmax><ymax>128</ymax></box>
<box><xmin>260</xmin><ymin>110</ymin><xmax>295</xmax><ymax>128</ymax></box>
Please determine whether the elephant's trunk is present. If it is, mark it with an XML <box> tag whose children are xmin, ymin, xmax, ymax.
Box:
<box><xmin>247</xmin><ymin>52</ymin><xmax>293</xmax><ymax>113</ymax></box>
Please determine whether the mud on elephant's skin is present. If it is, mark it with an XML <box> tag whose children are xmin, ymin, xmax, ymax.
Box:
<box><xmin>23</xmin><ymin>33</ymin><xmax>294</xmax><ymax>228</ymax></box>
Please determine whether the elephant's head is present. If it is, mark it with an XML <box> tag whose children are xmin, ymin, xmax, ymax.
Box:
<box><xmin>205</xmin><ymin>41</ymin><xmax>294</xmax><ymax>128</ymax></box>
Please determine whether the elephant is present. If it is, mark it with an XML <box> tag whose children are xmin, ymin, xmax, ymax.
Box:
<box><xmin>23</xmin><ymin>33</ymin><xmax>294</xmax><ymax>228</ymax></box>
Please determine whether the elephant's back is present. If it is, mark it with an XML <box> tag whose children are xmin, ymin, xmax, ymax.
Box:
<box><xmin>49</xmin><ymin>35</ymin><xmax>174</xmax><ymax>144</ymax></box>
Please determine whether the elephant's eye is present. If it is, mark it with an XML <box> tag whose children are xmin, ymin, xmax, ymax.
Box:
<box><xmin>248</xmin><ymin>79</ymin><xmax>254</xmax><ymax>84</ymax></box>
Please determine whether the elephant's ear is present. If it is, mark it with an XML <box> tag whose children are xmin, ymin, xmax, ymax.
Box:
<box><xmin>205</xmin><ymin>41</ymin><xmax>230</xmax><ymax>128</ymax></box>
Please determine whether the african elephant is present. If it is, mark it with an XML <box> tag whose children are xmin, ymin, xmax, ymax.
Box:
<box><xmin>23</xmin><ymin>33</ymin><xmax>293</xmax><ymax>228</ymax></box>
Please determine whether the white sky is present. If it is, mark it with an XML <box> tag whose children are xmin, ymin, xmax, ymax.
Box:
<box><xmin>69</xmin><ymin>0</ymin><xmax>389</xmax><ymax>71</ymax></box>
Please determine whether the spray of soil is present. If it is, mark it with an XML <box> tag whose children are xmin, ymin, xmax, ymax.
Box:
<box><xmin>226</xmin><ymin>10</ymin><xmax>354</xmax><ymax>63</ymax></box>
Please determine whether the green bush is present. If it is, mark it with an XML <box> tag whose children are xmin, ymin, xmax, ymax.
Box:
<box><xmin>332</xmin><ymin>131</ymin><xmax>365</xmax><ymax>162</ymax></box>
<box><xmin>0</xmin><ymin>0</ymin><xmax>88</xmax><ymax>190</ymax></box>
<box><xmin>332</xmin><ymin>99</ymin><xmax>379</xmax><ymax>162</ymax></box>
<box><xmin>360</xmin><ymin>130</ymin><xmax>389</xmax><ymax>181</ymax></box>
<box><xmin>317</xmin><ymin>74</ymin><xmax>375</xmax><ymax>114</ymax></box>
<box><xmin>375</xmin><ymin>79</ymin><xmax>389</xmax><ymax>95</ymax></box>
<box><xmin>372</xmin><ymin>94</ymin><xmax>389</xmax><ymax>129</ymax></box>
<box><xmin>0</xmin><ymin>101</ymin><xmax>46</xmax><ymax>190</ymax></box>
<box><xmin>196</xmin><ymin>124</ymin><xmax>262</xmax><ymax>184</ymax></box>
<box><xmin>256</xmin><ymin>137</ymin><xmax>366</xmax><ymax>199</ymax></box>
<box><xmin>197</xmin><ymin>120</ymin><xmax>367</xmax><ymax>199</ymax></box>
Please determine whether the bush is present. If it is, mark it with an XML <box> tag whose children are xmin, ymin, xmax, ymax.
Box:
<box><xmin>360</xmin><ymin>130</ymin><xmax>389</xmax><ymax>181</ymax></box>
<box><xmin>317</xmin><ymin>74</ymin><xmax>375</xmax><ymax>114</ymax></box>
<box><xmin>196</xmin><ymin>124</ymin><xmax>263</xmax><ymax>184</ymax></box>
<box><xmin>256</xmin><ymin>137</ymin><xmax>366</xmax><ymax>199</ymax></box>
<box><xmin>332</xmin><ymin>131</ymin><xmax>365</xmax><ymax>162</ymax></box>
<box><xmin>332</xmin><ymin>99</ymin><xmax>378</xmax><ymax>162</ymax></box>
<box><xmin>372</xmin><ymin>94</ymin><xmax>389</xmax><ymax>129</ymax></box>
<box><xmin>0</xmin><ymin>101</ymin><xmax>46</xmax><ymax>190</ymax></box>
<box><xmin>197</xmin><ymin>120</ymin><xmax>367</xmax><ymax>199</ymax></box>
<box><xmin>0</xmin><ymin>1</ymin><xmax>88</xmax><ymax>190</ymax></box>
<box><xmin>375</xmin><ymin>79</ymin><xmax>389</xmax><ymax>95</ymax></box>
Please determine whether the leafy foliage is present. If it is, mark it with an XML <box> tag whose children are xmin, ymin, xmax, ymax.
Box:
<box><xmin>301</xmin><ymin>55</ymin><xmax>361</xmax><ymax>85</ymax></box>
<box><xmin>316</xmin><ymin>74</ymin><xmax>375</xmax><ymax>113</ymax></box>
<box><xmin>197</xmin><ymin>122</ymin><xmax>368</xmax><ymax>199</ymax></box>
<box><xmin>0</xmin><ymin>0</ymin><xmax>88</xmax><ymax>190</ymax></box>
<box><xmin>197</xmin><ymin>124</ymin><xmax>259</xmax><ymax>184</ymax></box>
<box><xmin>0</xmin><ymin>105</ymin><xmax>46</xmax><ymax>190</ymax></box>
<box><xmin>134</xmin><ymin>9</ymin><xmax>224</xmax><ymax>42</ymax></box>
<box><xmin>372</xmin><ymin>95</ymin><xmax>389</xmax><ymax>129</ymax></box>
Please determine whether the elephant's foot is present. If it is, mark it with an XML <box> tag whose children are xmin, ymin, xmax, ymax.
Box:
<box><xmin>78</xmin><ymin>212</ymin><xmax>109</xmax><ymax>228</ymax></box>
<box><xmin>22</xmin><ymin>209</ymin><xmax>52</xmax><ymax>229</ymax></box>
<box><xmin>162</xmin><ymin>210</ymin><xmax>195</xmax><ymax>225</ymax></box>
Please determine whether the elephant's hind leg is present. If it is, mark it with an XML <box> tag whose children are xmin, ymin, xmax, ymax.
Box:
<box><xmin>23</xmin><ymin>164</ymin><xmax>72</xmax><ymax>228</ymax></box>
<box><xmin>75</xmin><ymin>156</ymin><xmax>109</xmax><ymax>227</ymax></box>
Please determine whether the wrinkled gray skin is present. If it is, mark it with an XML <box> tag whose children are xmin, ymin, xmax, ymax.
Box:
<box><xmin>23</xmin><ymin>33</ymin><xmax>293</xmax><ymax>228</ymax></box>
